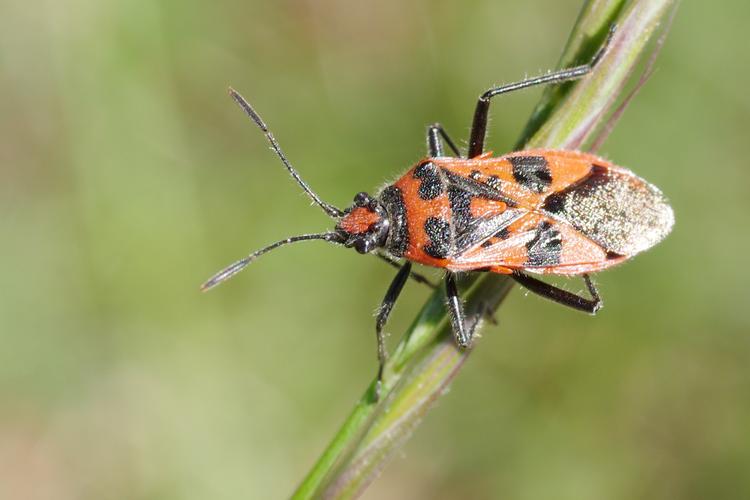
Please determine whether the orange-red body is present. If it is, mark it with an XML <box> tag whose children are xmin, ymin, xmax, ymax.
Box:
<box><xmin>338</xmin><ymin>149</ymin><xmax>673</xmax><ymax>276</ymax></box>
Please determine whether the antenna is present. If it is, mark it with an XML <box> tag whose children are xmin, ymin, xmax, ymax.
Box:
<box><xmin>228</xmin><ymin>88</ymin><xmax>344</xmax><ymax>218</ymax></box>
<box><xmin>201</xmin><ymin>232</ymin><xmax>343</xmax><ymax>291</ymax></box>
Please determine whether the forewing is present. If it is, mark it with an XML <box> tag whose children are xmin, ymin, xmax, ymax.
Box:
<box><xmin>426</xmin><ymin>150</ymin><xmax>670</xmax><ymax>274</ymax></box>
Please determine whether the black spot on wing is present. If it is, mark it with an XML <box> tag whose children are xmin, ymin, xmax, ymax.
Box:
<box><xmin>447</xmin><ymin>185</ymin><xmax>473</xmax><ymax>234</ymax></box>
<box><xmin>510</xmin><ymin>155</ymin><xmax>552</xmax><ymax>193</ymax></box>
<box><xmin>380</xmin><ymin>186</ymin><xmax>408</xmax><ymax>257</ymax></box>
<box><xmin>541</xmin><ymin>191</ymin><xmax>565</xmax><ymax>214</ymax></box>
<box><xmin>606</xmin><ymin>250</ymin><xmax>623</xmax><ymax>260</ymax></box>
<box><xmin>413</xmin><ymin>162</ymin><xmax>443</xmax><ymax>200</ymax></box>
<box><xmin>423</xmin><ymin>217</ymin><xmax>451</xmax><ymax>259</ymax></box>
<box><xmin>443</xmin><ymin>170</ymin><xmax>517</xmax><ymax>207</ymax></box>
<box><xmin>526</xmin><ymin>221</ymin><xmax>562</xmax><ymax>267</ymax></box>
<box><xmin>542</xmin><ymin>163</ymin><xmax>606</xmax><ymax>216</ymax></box>
<box><xmin>495</xmin><ymin>227</ymin><xmax>510</xmax><ymax>239</ymax></box>
<box><xmin>485</xmin><ymin>175</ymin><xmax>503</xmax><ymax>192</ymax></box>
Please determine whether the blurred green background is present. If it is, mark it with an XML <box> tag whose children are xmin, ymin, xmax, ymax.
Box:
<box><xmin>1</xmin><ymin>0</ymin><xmax>748</xmax><ymax>499</ymax></box>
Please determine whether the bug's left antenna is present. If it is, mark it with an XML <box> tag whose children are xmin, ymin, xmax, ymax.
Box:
<box><xmin>228</xmin><ymin>88</ymin><xmax>344</xmax><ymax>218</ymax></box>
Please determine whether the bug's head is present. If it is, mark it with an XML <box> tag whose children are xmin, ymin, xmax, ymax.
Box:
<box><xmin>335</xmin><ymin>192</ymin><xmax>390</xmax><ymax>254</ymax></box>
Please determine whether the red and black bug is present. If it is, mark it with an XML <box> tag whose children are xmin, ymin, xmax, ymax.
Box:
<box><xmin>202</xmin><ymin>28</ymin><xmax>673</xmax><ymax>392</ymax></box>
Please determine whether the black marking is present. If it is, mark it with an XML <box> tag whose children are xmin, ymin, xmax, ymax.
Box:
<box><xmin>526</xmin><ymin>221</ymin><xmax>562</xmax><ymax>267</ymax></box>
<box><xmin>591</xmin><ymin>163</ymin><xmax>609</xmax><ymax>171</ymax></box>
<box><xmin>380</xmin><ymin>186</ymin><xmax>408</xmax><ymax>257</ymax></box>
<box><xmin>443</xmin><ymin>170</ymin><xmax>517</xmax><ymax>207</ymax></box>
<box><xmin>494</xmin><ymin>227</ymin><xmax>510</xmax><ymax>239</ymax></box>
<box><xmin>485</xmin><ymin>175</ymin><xmax>503</xmax><ymax>192</ymax></box>
<box><xmin>510</xmin><ymin>155</ymin><xmax>552</xmax><ymax>193</ymax></box>
<box><xmin>436</xmin><ymin>168</ymin><xmax>526</xmax><ymax>255</ymax></box>
<box><xmin>541</xmin><ymin>191</ymin><xmax>565</xmax><ymax>214</ymax></box>
<box><xmin>606</xmin><ymin>250</ymin><xmax>623</xmax><ymax>260</ymax></box>
<box><xmin>423</xmin><ymin>217</ymin><xmax>451</xmax><ymax>259</ymax></box>
<box><xmin>543</xmin><ymin>164</ymin><xmax>606</xmax><ymax>205</ymax></box>
<box><xmin>542</xmin><ymin>164</ymin><xmax>608</xmax><ymax>215</ymax></box>
<box><xmin>413</xmin><ymin>162</ymin><xmax>443</xmax><ymax>200</ymax></box>
<box><xmin>481</xmin><ymin>240</ymin><xmax>493</xmax><ymax>248</ymax></box>
<box><xmin>469</xmin><ymin>170</ymin><xmax>481</xmax><ymax>180</ymax></box>
<box><xmin>447</xmin><ymin>186</ymin><xmax>474</xmax><ymax>234</ymax></box>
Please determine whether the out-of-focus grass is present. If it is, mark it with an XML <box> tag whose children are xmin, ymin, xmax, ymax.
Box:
<box><xmin>1</xmin><ymin>1</ymin><xmax>749</xmax><ymax>499</ymax></box>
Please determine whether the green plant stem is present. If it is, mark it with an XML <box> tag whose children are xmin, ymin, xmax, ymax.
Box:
<box><xmin>291</xmin><ymin>1</ymin><xmax>676</xmax><ymax>498</ymax></box>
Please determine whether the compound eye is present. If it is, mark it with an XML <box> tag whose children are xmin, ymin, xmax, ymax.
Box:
<box><xmin>354</xmin><ymin>192</ymin><xmax>370</xmax><ymax>206</ymax></box>
<box><xmin>353</xmin><ymin>238</ymin><xmax>372</xmax><ymax>254</ymax></box>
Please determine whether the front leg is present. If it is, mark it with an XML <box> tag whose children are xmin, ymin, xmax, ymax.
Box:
<box><xmin>375</xmin><ymin>252</ymin><xmax>437</xmax><ymax>289</ymax></box>
<box><xmin>374</xmin><ymin>262</ymin><xmax>412</xmax><ymax>397</ymax></box>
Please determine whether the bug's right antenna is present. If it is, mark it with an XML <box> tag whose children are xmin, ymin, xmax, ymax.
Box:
<box><xmin>201</xmin><ymin>231</ymin><xmax>344</xmax><ymax>291</ymax></box>
<box><xmin>228</xmin><ymin>88</ymin><xmax>344</xmax><ymax>218</ymax></box>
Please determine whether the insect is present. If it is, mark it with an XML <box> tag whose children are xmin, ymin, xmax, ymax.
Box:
<box><xmin>202</xmin><ymin>28</ymin><xmax>673</xmax><ymax>394</ymax></box>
